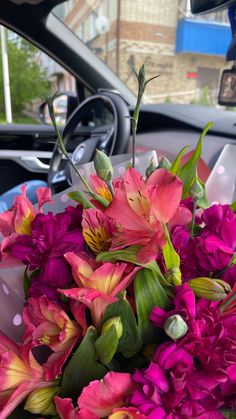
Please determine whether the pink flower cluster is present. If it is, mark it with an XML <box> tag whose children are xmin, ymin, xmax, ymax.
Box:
<box><xmin>129</xmin><ymin>284</ymin><xmax>236</xmax><ymax>418</ymax></box>
<box><xmin>171</xmin><ymin>204</ymin><xmax>236</xmax><ymax>284</ymax></box>
<box><xmin>0</xmin><ymin>164</ymin><xmax>236</xmax><ymax>418</ymax></box>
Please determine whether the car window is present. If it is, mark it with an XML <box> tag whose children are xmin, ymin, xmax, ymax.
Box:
<box><xmin>53</xmin><ymin>0</ymin><xmax>231</xmax><ymax>107</ymax></box>
<box><xmin>0</xmin><ymin>27</ymin><xmax>76</xmax><ymax>125</ymax></box>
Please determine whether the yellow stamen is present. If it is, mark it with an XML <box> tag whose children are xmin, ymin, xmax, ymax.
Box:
<box><xmin>83</xmin><ymin>226</ymin><xmax>110</xmax><ymax>254</ymax></box>
<box><xmin>96</xmin><ymin>186</ymin><xmax>113</xmax><ymax>202</ymax></box>
<box><xmin>15</xmin><ymin>212</ymin><xmax>34</xmax><ymax>235</ymax></box>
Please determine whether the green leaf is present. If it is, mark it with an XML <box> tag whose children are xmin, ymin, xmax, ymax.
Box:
<box><xmin>103</xmin><ymin>296</ymin><xmax>142</xmax><ymax>358</ymax></box>
<box><xmin>178</xmin><ymin>122</ymin><xmax>212</xmax><ymax>198</ymax></box>
<box><xmin>231</xmin><ymin>200</ymin><xmax>236</xmax><ymax>212</ymax></box>
<box><xmin>162</xmin><ymin>225</ymin><xmax>180</xmax><ymax>270</ymax></box>
<box><xmin>220</xmin><ymin>410</ymin><xmax>236</xmax><ymax>418</ymax></box>
<box><xmin>23</xmin><ymin>267</ymin><xmax>30</xmax><ymax>297</ymax></box>
<box><xmin>170</xmin><ymin>145</ymin><xmax>189</xmax><ymax>175</ymax></box>
<box><xmin>61</xmin><ymin>326</ymin><xmax>107</xmax><ymax>400</ymax></box>
<box><xmin>96</xmin><ymin>246</ymin><xmax>168</xmax><ymax>285</ymax></box>
<box><xmin>95</xmin><ymin>322</ymin><xmax>121</xmax><ymax>365</ymax></box>
<box><xmin>134</xmin><ymin>268</ymin><xmax>170</xmax><ymax>344</ymax></box>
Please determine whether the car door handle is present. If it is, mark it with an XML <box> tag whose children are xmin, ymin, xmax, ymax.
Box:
<box><xmin>0</xmin><ymin>150</ymin><xmax>52</xmax><ymax>173</ymax></box>
<box><xmin>19</xmin><ymin>156</ymin><xmax>50</xmax><ymax>172</ymax></box>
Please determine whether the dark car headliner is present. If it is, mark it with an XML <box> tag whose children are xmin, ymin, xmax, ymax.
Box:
<box><xmin>0</xmin><ymin>0</ymin><xmax>136</xmax><ymax>105</ymax></box>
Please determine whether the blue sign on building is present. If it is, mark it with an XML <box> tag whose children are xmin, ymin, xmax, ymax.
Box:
<box><xmin>176</xmin><ymin>19</ymin><xmax>231</xmax><ymax>56</ymax></box>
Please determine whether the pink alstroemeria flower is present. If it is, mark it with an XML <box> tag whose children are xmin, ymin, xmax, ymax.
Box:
<box><xmin>78</xmin><ymin>371</ymin><xmax>135</xmax><ymax>417</ymax></box>
<box><xmin>55</xmin><ymin>396</ymin><xmax>99</xmax><ymax>419</ymax></box>
<box><xmin>23</xmin><ymin>295</ymin><xmax>85</xmax><ymax>380</ymax></box>
<box><xmin>0</xmin><ymin>184</ymin><xmax>52</xmax><ymax>237</ymax></box>
<box><xmin>0</xmin><ymin>185</ymin><xmax>52</xmax><ymax>268</ymax></box>
<box><xmin>90</xmin><ymin>174</ymin><xmax>113</xmax><ymax>203</ymax></box>
<box><xmin>0</xmin><ymin>331</ymin><xmax>57</xmax><ymax>419</ymax></box>
<box><xmin>82</xmin><ymin>208</ymin><xmax>116</xmax><ymax>254</ymax></box>
<box><xmin>60</xmin><ymin>252</ymin><xmax>139</xmax><ymax>326</ymax></box>
<box><xmin>106</xmin><ymin>167</ymin><xmax>190</xmax><ymax>263</ymax></box>
<box><xmin>55</xmin><ymin>397</ymin><xmax>146</xmax><ymax>419</ymax></box>
<box><xmin>90</xmin><ymin>174</ymin><xmax>123</xmax><ymax>206</ymax></box>
<box><xmin>108</xmin><ymin>407</ymin><xmax>148</xmax><ymax>418</ymax></box>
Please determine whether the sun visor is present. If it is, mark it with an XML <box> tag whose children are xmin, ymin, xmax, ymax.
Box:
<box><xmin>9</xmin><ymin>0</ymin><xmax>66</xmax><ymax>5</ymax></box>
<box><xmin>226</xmin><ymin>4</ymin><xmax>236</xmax><ymax>60</ymax></box>
<box><xmin>9</xmin><ymin>0</ymin><xmax>44</xmax><ymax>4</ymax></box>
<box><xmin>191</xmin><ymin>0</ymin><xmax>236</xmax><ymax>14</ymax></box>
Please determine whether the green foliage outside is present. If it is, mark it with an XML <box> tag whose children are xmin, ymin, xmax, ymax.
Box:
<box><xmin>191</xmin><ymin>85</ymin><xmax>212</xmax><ymax>106</ymax></box>
<box><xmin>0</xmin><ymin>33</ymin><xmax>50</xmax><ymax>116</ymax></box>
<box><xmin>0</xmin><ymin>112</ymin><xmax>38</xmax><ymax>124</ymax></box>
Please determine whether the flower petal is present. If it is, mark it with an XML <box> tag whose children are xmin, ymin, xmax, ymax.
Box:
<box><xmin>78</xmin><ymin>371</ymin><xmax>134</xmax><ymax>416</ymax></box>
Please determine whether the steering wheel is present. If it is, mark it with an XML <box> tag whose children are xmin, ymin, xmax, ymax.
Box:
<box><xmin>47</xmin><ymin>91</ymin><xmax>131</xmax><ymax>189</ymax></box>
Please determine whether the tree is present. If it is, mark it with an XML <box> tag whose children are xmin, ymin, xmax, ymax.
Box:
<box><xmin>0</xmin><ymin>33</ymin><xmax>51</xmax><ymax>114</ymax></box>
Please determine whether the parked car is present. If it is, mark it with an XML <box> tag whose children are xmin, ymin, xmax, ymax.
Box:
<box><xmin>0</xmin><ymin>0</ymin><xmax>236</xmax><ymax>206</ymax></box>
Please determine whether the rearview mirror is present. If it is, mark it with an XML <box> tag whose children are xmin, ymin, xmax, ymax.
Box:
<box><xmin>191</xmin><ymin>0</ymin><xmax>236</xmax><ymax>14</ymax></box>
<box><xmin>218</xmin><ymin>68</ymin><xmax>236</xmax><ymax>106</ymax></box>
<box><xmin>39</xmin><ymin>93</ymin><xmax>78</xmax><ymax>125</ymax></box>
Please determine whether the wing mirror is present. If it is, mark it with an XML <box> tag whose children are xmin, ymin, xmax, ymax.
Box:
<box><xmin>191</xmin><ymin>0</ymin><xmax>236</xmax><ymax>14</ymax></box>
<box><xmin>39</xmin><ymin>93</ymin><xmax>78</xmax><ymax>125</ymax></box>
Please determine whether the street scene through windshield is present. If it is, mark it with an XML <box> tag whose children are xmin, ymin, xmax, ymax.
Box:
<box><xmin>0</xmin><ymin>1</ymin><xmax>233</xmax><ymax>125</ymax></box>
<box><xmin>53</xmin><ymin>0</ymin><xmax>231</xmax><ymax>105</ymax></box>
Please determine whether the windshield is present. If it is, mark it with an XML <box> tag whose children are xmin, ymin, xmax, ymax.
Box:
<box><xmin>53</xmin><ymin>0</ymin><xmax>231</xmax><ymax>106</ymax></box>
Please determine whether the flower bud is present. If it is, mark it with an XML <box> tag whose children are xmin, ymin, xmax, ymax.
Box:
<box><xmin>164</xmin><ymin>314</ymin><xmax>188</xmax><ymax>340</ymax></box>
<box><xmin>94</xmin><ymin>149</ymin><xmax>113</xmax><ymax>183</ymax></box>
<box><xmin>189</xmin><ymin>179</ymin><xmax>204</xmax><ymax>201</ymax></box>
<box><xmin>146</xmin><ymin>157</ymin><xmax>157</xmax><ymax>179</ymax></box>
<box><xmin>24</xmin><ymin>386</ymin><xmax>60</xmax><ymax>416</ymax></box>
<box><xmin>137</xmin><ymin>64</ymin><xmax>146</xmax><ymax>90</ymax></box>
<box><xmin>165</xmin><ymin>267</ymin><xmax>182</xmax><ymax>286</ymax></box>
<box><xmin>158</xmin><ymin>156</ymin><xmax>171</xmax><ymax>170</ymax></box>
<box><xmin>101</xmin><ymin>316</ymin><xmax>123</xmax><ymax>339</ymax></box>
<box><xmin>188</xmin><ymin>277</ymin><xmax>231</xmax><ymax>301</ymax></box>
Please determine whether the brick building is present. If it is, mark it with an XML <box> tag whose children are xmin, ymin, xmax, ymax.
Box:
<box><xmin>54</xmin><ymin>0</ymin><xmax>232</xmax><ymax>104</ymax></box>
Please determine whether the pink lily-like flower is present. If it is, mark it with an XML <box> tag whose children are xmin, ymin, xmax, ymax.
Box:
<box><xmin>55</xmin><ymin>396</ymin><xmax>99</xmax><ymax>419</ymax></box>
<box><xmin>82</xmin><ymin>208</ymin><xmax>116</xmax><ymax>254</ymax></box>
<box><xmin>90</xmin><ymin>174</ymin><xmax>123</xmax><ymax>205</ymax></box>
<box><xmin>0</xmin><ymin>184</ymin><xmax>52</xmax><ymax>237</ymax></box>
<box><xmin>109</xmin><ymin>407</ymin><xmax>148</xmax><ymax>418</ymax></box>
<box><xmin>90</xmin><ymin>174</ymin><xmax>113</xmax><ymax>203</ymax></box>
<box><xmin>0</xmin><ymin>185</ymin><xmax>52</xmax><ymax>267</ymax></box>
<box><xmin>60</xmin><ymin>252</ymin><xmax>139</xmax><ymax>326</ymax></box>
<box><xmin>23</xmin><ymin>295</ymin><xmax>84</xmax><ymax>380</ymax></box>
<box><xmin>54</xmin><ymin>397</ymin><xmax>146</xmax><ymax>419</ymax></box>
<box><xmin>78</xmin><ymin>371</ymin><xmax>135</xmax><ymax>417</ymax></box>
<box><xmin>0</xmin><ymin>331</ymin><xmax>57</xmax><ymax>419</ymax></box>
<box><xmin>106</xmin><ymin>167</ymin><xmax>190</xmax><ymax>263</ymax></box>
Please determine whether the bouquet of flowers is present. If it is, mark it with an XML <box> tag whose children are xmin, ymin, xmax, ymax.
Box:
<box><xmin>0</xmin><ymin>67</ymin><xmax>236</xmax><ymax>419</ymax></box>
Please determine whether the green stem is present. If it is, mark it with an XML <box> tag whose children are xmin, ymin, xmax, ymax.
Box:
<box><xmin>48</xmin><ymin>97</ymin><xmax>93</xmax><ymax>194</ymax></box>
<box><xmin>131</xmin><ymin>118</ymin><xmax>136</xmax><ymax>168</ymax></box>
<box><xmin>190</xmin><ymin>199</ymin><xmax>198</xmax><ymax>239</ymax></box>
<box><xmin>131</xmin><ymin>91</ymin><xmax>142</xmax><ymax>168</ymax></box>
<box><xmin>107</xmin><ymin>180</ymin><xmax>114</xmax><ymax>198</ymax></box>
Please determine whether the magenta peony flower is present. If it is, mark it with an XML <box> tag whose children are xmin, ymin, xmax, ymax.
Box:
<box><xmin>195</xmin><ymin>231</ymin><xmax>234</xmax><ymax>273</ymax></box>
<box><xmin>202</xmin><ymin>204</ymin><xmax>235</xmax><ymax>231</ymax></box>
<box><xmin>130</xmin><ymin>343</ymin><xmax>224</xmax><ymax>418</ymax></box>
<box><xmin>171</xmin><ymin>204</ymin><xmax>236</xmax><ymax>282</ymax></box>
<box><xmin>150</xmin><ymin>284</ymin><xmax>236</xmax><ymax>409</ymax></box>
<box><xmin>8</xmin><ymin>205</ymin><xmax>84</xmax><ymax>299</ymax></box>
